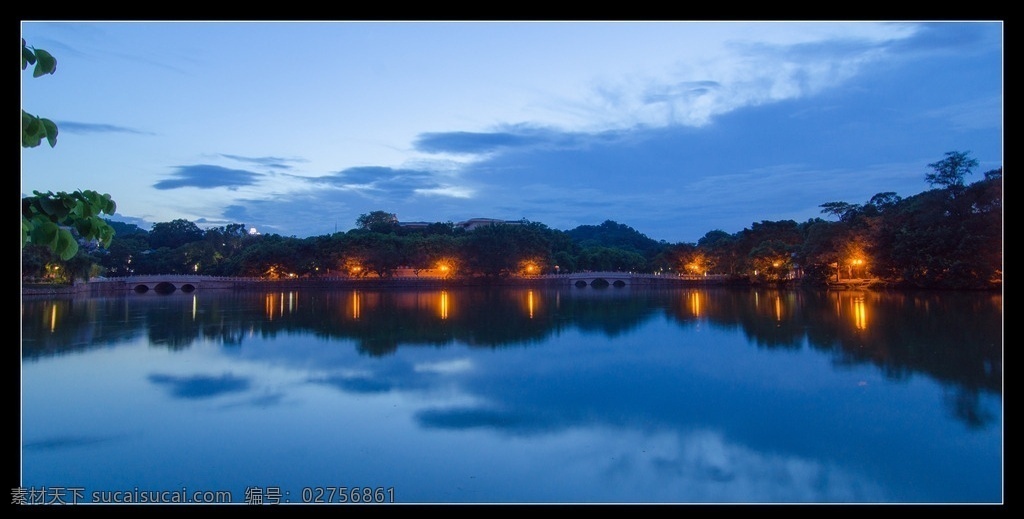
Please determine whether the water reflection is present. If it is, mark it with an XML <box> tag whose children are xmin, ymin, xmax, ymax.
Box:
<box><xmin>833</xmin><ymin>291</ymin><xmax>870</xmax><ymax>332</ymax></box>
<box><xmin>440</xmin><ymin>290</ymin><xmax>449</xmax><ymax>320</ymax></box>
<box><xmin>22</xmin><ymin>288</ymin><xmax>1002</xmax><ymax>424</ymax></box>
<box><xmin>351</xmin><ymin>290</ymin><xmax>360</xmax><ymax>320</ymax></box>
<box><xmin>265</xmin><ymin>291</ymin><xmax>299</xmax><ymax>320</ymax></box>
<box><xmin>21</xmin><ymin>287</ymin><xmax>1002</xmax><ymax>503</ymax></box>
<box><xmin>853</xmin><ymin>295</ymin><xmax>867</xmax><ymax>331</ymax></box>
<box><xmin>688</xmin><ymin>291</ymin><xmax>701</xmax><ymax>318</ymax></box>
<box><xmin>527</xmin><ymin>289</ymin><xmax>535</xmax><ymax>319</ymax></box>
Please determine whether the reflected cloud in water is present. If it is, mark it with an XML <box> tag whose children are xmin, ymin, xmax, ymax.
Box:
<box><xmin>309</xmin><ymin>374</ymin><xmax>394</xmax><ymax>394</ymax></box>
<box><xmin>414</xmin><ymin>358</ymin><xmax>474</xmax><ymax>375</ymax></box>
<box><xmin>417</xmin><ymin>406</ymin><xmax>557</xmax><ymax>436</ymax></box>
<box><xmin>148</xmin><ymin>372</ymin><xmax>251</xmax><ymax>399</ymax></box>
<box><xmin>23</xmin><ymin>434</ymin><xmax>126</xmax><ymax>451</ymax></box>
<box><xmin>22</xmin><ymin>287</ymin><xmax>1002</xmax><ymax>503</ymax></box>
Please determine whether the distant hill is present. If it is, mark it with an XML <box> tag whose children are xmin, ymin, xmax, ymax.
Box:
<box><xmin>105</xmin><ymin>219</ymin><xmax>149</xmax><ymax>237</ymax></box>
<box><xmin>565</xmin><ymin>220</ymin><xmax>662</xmax><ymax>256</ymax></box>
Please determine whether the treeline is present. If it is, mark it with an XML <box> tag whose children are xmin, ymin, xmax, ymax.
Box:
<box><xmin>21</xmin><ymin>152</ymin><xmax>1002</xmax><ymax>290</ymax></box>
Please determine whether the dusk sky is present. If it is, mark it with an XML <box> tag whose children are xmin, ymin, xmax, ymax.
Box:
<box><xmin>20</xmin><ymin>21</ymin><xmax>1003</xmax><ymax>243</ymax></box>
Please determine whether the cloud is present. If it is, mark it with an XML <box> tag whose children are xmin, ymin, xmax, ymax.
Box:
<box><xmin>413</xmin><ymin>186</ymin><xmax>474</xmax><ymax>198</ymax></box>
<box><xmin>221</xmin><ymin>204</ymin><xmax>255</xmax><ymax>224</ymax></box>
<box><xmin>78</xmin><ymin>22</ymin><xmax>996</xmax><ymax>244</ymax></box>
<box><xmin>642</xmin><ymin>80</ymin><xmax>723</xmax><ymax>104</ymax></box>
<box><xmin>219</xmin><ymin>153</ymin><xmax>305</xmax><ymax>170</ymax></box>
<box><xmin>153</xmin><ymin>164</ymin><xmax>262</xmax><ymax>190</ymax></box>
<box><xmin>920</xmin><ymin>96</ymin><xmax>1002</xmax><ymax>131</ymax></box>
<box><xmin>306</xmin><ymin>166</ymin><xmax>470</xmax><ymax>201</ymax></box>
<box><xmin>315</xmin><ymin>166</ymin><xmax>426</xmax><ymax>187</ymax></box>
<box><xmin>890</xmin><ymin>22</ymin><xmax>1000</xmax><ymax>56</ymax></box>
<box><xmin>219</xmin><ymin>196</ymin><xmax>356</xmax><ymax>236</ymax></box>
<box><xmin>413</xmin><ymin>126</ymin><xmax>621</xmax><ymax>156</ymax></box>
<box><xmin>415</xmin><ymin>131</ymin><xmax>549</xmax><ymax>154</ymax></box>
<box><xmin>567</xmin><ymin>27</ymin><xmax>922</xmax><ymax>131</ymax></box>
<box><xmin>54</xmin><ymin>121</ymin><xmax>153</xmax><ymax>135</ymax></box>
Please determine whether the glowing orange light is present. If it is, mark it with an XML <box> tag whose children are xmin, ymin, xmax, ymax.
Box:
<box><xmin>853</xmin><ymin>296</ymin><xmax>867</xmax><ymax>330</ymax></box>
<box><xmin>351</xmin><ymin>290</ymin><xmax>361</xmax><ymax>320</ymax></box>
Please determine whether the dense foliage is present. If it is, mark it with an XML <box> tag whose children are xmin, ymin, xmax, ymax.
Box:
<box><xmin>22</xmin><ymin>40</ymin><xmax>118</xmax><ymax>261</ymax></box>
<box><xmin>23</xmin><ymin>153</ymin><xmax>1001</xmax><ymax>290</ymax></box>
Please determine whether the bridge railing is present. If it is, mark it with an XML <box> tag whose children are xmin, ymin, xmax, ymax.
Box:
<box><xmin>99</xmin><ymin>273</ymin><xmax>733</xmax><ymax>283</ymax></box>
<box><xmin>538</xmin><ymin>272</ymin><xmax>730</xmax><ymax>280</ymax></box>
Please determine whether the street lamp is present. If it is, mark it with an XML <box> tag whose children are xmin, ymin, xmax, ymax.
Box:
<box><xmin>851</xmin><ymin>258</ymin><xmax>864</xmax><ymax>279</ymax></box>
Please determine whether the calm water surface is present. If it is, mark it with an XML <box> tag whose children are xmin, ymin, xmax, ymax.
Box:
<box><xmin>21</xmin><ymin>286</ymin><xmax>1002</xmax><ymax>504</ymax></box>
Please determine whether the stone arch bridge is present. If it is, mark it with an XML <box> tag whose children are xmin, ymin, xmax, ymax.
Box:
<box><xmin>97</xmin><ymin>275</ymin><xmax>241</xmax><ymax>294</ymax></box>
<box><xmin>551</xmin><ymin>272</ymin><xmax>724</xmax><ymax>287</ymax></box>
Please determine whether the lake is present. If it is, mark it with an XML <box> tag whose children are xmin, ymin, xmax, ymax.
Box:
<box><xmin>20</xmin><ymin>285</ymin><xmax>1003</xmax><ymax>504</ymax></box>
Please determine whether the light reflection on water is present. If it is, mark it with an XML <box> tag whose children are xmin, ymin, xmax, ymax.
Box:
<box><xmin>21</xmin><ymin>287</ymin><xmax>1002</xmax><ymax>504</ymax></box>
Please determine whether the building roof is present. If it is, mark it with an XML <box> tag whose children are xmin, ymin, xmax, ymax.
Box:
<box><xmin>456</xmin><ymin>218</ymin><xmax>523</xmax><ymax>231</ymax></box>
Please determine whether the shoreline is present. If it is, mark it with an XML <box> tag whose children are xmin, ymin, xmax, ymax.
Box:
<box><xmin>21</xmin><ymin>275</ymin><xmax>1000</xmax><ymax>298</ymax></box>
<box><xmin>22</xmin><ymin>275</ymin><xmax>735</xmax><ymax>297</ymax></box>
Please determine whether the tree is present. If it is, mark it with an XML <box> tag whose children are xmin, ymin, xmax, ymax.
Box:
<box><xmin>345</xmin><ymin>232</ymin><xmax>406</xmax><ymax>278</ymax></box>
<box><xmin>356</xmin><ymin>210</ymin><xmax>399</xmax><ymax>233</ymax></box>
<box><xmin>149</xmin><ymin>219</ymin><xmax>205</xmax><ymax>250</ymax></box>
<box><xmin>460</xmin><ymin>224</ymin><xmax>521</xmax><ymax>278</ymax></box>
<box><xmin>22</xmin><ymin>190</ymin><xmax>117</xmax><ymax>261</ymax></box>
<box><xmin>22</xmin><ymin>40</ymin><xmax>58</xmax><ymax>148</ymax></box>
<box><xmin>867</xmin><ymin>192</ymin><xmax>902</xmax><ymax>211</ymax></box>
<box><xmin>566</xmin><ymin>220</ymin><xmax>660</xmax><ymax>257</ymax></box>
<box><xmin>98</xmin><ymin>235</ymin><xmax>149</xmax><ymax>276</ymax></box>
<box><xmin>819</xmin><ymin>201</ymin><xmax>861</xmax><ymax>223</ymax></box>
<box><xmin>698</xmin><ymin>230</ymin><xmax>740</xmax><ymax>275</ymax></box>
<box><xmin>22</xmin><ymin>40</ymin><xmax>117</xmax><ymax>261</ymax></box>
<box><xmin>748</xmin><ymin>239</ymin><xmax>795</xmax><ymax>282</ymax></box>
<box><xmin>926</xmin><ymin>151</ymin><xmax>979</xmax><ymax>189</ymax></box>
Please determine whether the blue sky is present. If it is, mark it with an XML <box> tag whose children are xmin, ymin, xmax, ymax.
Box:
<box><xmin>20</xmin><ymin>21</ymin><xmax>1003</xmax><ymax>243</ymax></box>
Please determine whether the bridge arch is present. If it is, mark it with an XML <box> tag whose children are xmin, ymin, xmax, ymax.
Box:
<box><xmin>154</xmin><ymin>282</ymin><xmax>177</xmax><ymax>294</ymax></box>
<box><xmin>116</xmin><ymin>275</ymin><xmax>232</xmax><ymax>294</ymax></box>
<box><xmin>568</xmin><ymin>275</ymin><xmax>630</xmax><ymax>287</ymax></box>
<box><xmin>558</xmin><ymin>271</ymin><xmax>728</xmax><ymax>288</ymax></box>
